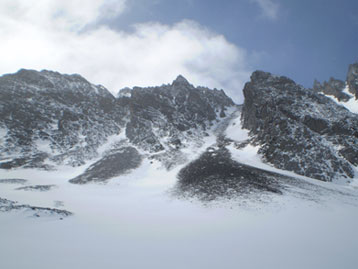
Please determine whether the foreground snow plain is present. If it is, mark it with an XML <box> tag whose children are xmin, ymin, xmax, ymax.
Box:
<box><xmin>1</xmin><ymin>113</ymin><xmax>358</xmax><ymax>269</ymax></box>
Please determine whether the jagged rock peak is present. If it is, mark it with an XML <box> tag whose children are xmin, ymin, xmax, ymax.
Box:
<box><xmin>313</xmin><ymin>76</ymin><xmax>350</xmax><ymax>102</ymax></box>
<box><xmin>347</xmin><ymin>62</ymin><xmax>358</xmax><ymax>99</ymax></box>
<box><xmin>172</xmin><ymin>75</ymin><xmax>191</xmax><ymax>87</ymax></box>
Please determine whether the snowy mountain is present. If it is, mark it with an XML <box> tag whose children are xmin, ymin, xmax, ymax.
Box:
<box><xmin>0</xmin><ymin>69</ymin><xmax>235</xmax><ymax>185</ymax></box>
<box><xmin>1</xmin><ymin>64</ymin><xmax>358</xmax><ymax>206</ymax></box>
<box><xmin>1</xmin><ymin>65</ymin><xmax>358</xmax><ymax>269</ymax></box>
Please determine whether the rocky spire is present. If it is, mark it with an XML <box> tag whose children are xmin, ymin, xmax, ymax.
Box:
<box><xmin>172</xmin><ymin>75</ymin><xmax>191</xmax><ymax>87</ymax></box>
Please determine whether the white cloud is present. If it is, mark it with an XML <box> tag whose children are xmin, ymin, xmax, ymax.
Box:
<box><xmin>251</xmin><ymin>0</ymin><xmax>279</xmax><ymax>21</ymax></box>
<box><xmin>0</xmin><ymin>0</ymin><xmax>251</xmax><ymax>103</ymax></box>
<box><xmin>1</xmin><ymin>0</ymin><xmax>126</xmax><ymax>31</ymax></box>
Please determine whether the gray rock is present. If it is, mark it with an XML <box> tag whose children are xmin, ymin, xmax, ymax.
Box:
<box><xmin>241</xmin><ymin>71</ymin><xmax>358</xmax><ymax>182</ymax></box>
<box><xmin>0</xmin><ymin>197</ymin><xmax>72</xmax><ymax>218</ymax></box>
<box><xmin>69</xmin><ymin>147</ymin><xmax>142</xmax><ymax>184</ymax></box>
<box><xmin>15</xmin><ymin>185</ymin><xmax>57</xmax><ymax>192</ymax></box>
<box><xmin>0</xmin><ymin>178</ymin><xmax>27</xmax><ymax>184</ymax></box>
<box><xmin>347</xmin><ymin>63</ymin><xmax>358</xmax><ymax>99</ymax></box>
<box><xmin>176</xmin><ymin>147</ymin><xmax>283</xmax><ymax>201</ymax></box>
<box><xmin>0</xmin><ymin>69</ymin><xmax>125</xmax><ymax>168</ymax></box>
<box><xmin>313</xmin><ymin>78</ymin><xmax>350</xmax><ymax>102</ymax></box>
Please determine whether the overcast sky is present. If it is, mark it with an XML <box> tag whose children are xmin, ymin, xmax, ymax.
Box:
<box><xmin>1</xmin><ymin>0</ymin><xmax>357</xmax><ymax>103</ymax></box>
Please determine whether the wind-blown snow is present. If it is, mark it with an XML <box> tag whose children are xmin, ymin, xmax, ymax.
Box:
<box><xmin>96</xmin><ymin>131</ymin><xmax>127</xmax><ymax>156</ymax></box>
<box><xmin>225</xmin><ymin>110</ymin><xmax>250</xmax><ymax>141</ymax></box>
<box><xmin>34</xmin><ymin>139</ymin><xmax>53</xmax><ymax>154</ymax></box>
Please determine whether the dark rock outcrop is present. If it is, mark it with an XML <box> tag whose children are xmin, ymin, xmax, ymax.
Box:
<box><xmin>0</xmin><ymin>178</ymin><xmax>27</xmax><ymax>184</ymax></box>
<box><xmin>313</xmin><ymin>78</ymin><xmax>350</xmax><ymax>101</ymax></box>
<box><xmin>176</xmin><ymin>147</ymin><xmax>283</xmax><ymax>201</ymax></box>
<box><xmin>15</xmin><ymin>185</ymin><xmax>57</xmax><ymax>192</ymax></box>
<box><xmin>0</xmin><ymin>197</ymin><xmax>72</xmax><ymax>218</ymax></box>
<box><xmin>347</xmin><ymin>63</ymin><xmax>358</xmax><ymax>99</ymax></box>
<box><xmin>241</xmin><ymin>71</ymin><xmax>358</xmax><ymax>181</ymax></box>
<box><xmin>69</xmin><ymin>147</ymin><xmax>142</xmax><ymax>184</ymax></box>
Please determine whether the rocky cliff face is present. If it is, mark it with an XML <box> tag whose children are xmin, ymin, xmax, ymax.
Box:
<box><xmin>0</xmin><ymin>70</ymin><xmax>235</xmax><ymax>183</ymax></box>
<box><xmin>0</xmin><ymin>69</ymin><xmax>125</xmax><ymax>169</ymax></box>
<box><xmin>241</xmin><ymin>71</ymin><xmax>358</xmax><ymax>182</ymax></box>
<box><xmin>124</xmin><ymin>75</ymin><xmax>234</xmax><ymax>153</ymax></box>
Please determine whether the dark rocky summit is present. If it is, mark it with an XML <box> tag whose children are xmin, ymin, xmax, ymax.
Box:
<box><xmin>241</xmin><ymin>71</ymin><xmax>358</xmax><ymax>181</ymax></box>
<box><xmin>123</xmin><ymin>75</ymin><xmax>234</xmax><ymax>153</ymax></box>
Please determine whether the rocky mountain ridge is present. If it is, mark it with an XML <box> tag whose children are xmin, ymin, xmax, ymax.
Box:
<box><xmin>1</xmin><ymin>64</ymin><xmax>358</xmax><ymax>192</ymax></box>
<box><xmin>0</xmin><ymin>69</ymin><xmax>235</xmax><ymax>184</ymax></box>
